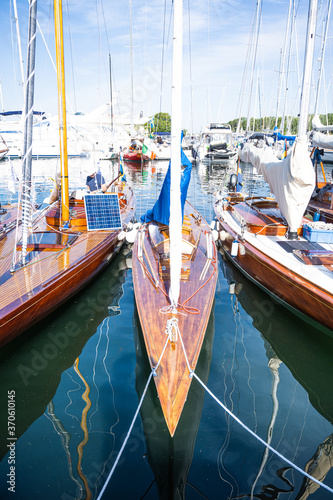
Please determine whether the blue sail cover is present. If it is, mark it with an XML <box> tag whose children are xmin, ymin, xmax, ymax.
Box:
<box><xmin>141</xmin><ymin>149</ymin><xmax>192</xmax><ymax>224</ymax></box>
<box><xmin>272</xmin><ymin>128</ymin><xmax>296</xmax><ymax>144</ymax></box>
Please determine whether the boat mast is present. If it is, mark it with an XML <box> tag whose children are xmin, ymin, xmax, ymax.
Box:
<box><xmin>275</xmin><ymin>0</ymin><xmax>293</xmax><ymax>129</ymax></box>
<box><xmin>12</xmin><ymin>0</ymin><xmax>25</xmax><ymax>96</ymax></box>
<box><xmin>281</xmin><ymin>0</ymin><xmax>296</xmax><ymax>134</ymax></box>
<box><xmin>313</xmin><ymin>0</ymin><xmax>332</xmax><ymax>116</ymax></box>
<box><xmin>169</xmin><ymin>0</ymin><xmax>183</xmax><ymax>310</ymax></box>
<box><xmin>54</xmin><ymin>0</ymin><xmax>69</xmax><ymax>226</ymax></box>
<box><xmin>246</xmin><ymin>0</ymin><xmax>262</xmax><ymax>133</ymax></box>
<box><xmin>298</xmin><ymin>0</ymin><xmax>318</xmax><ymax>139</ymax></box>
<box><xmin>0</xmin><ymin>80</ymin><xmax>4</xmax><ymax>113</ymax></box>
<box><xmin>129</xmin><ymin>0</ymin><xmax>133</xmax><ymax>134</ymax></box>
<box><xmin>20</xmin><ymin>0</ymin><xmax>37</xmax><ymax>265</ymax></box>
<box><xmin>109</xmin><ymin>53</ymin><xmax>114</xmax><ymax>132</ymax></box>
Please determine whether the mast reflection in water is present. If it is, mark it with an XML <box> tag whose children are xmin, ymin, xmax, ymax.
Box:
<box><xmin>0</xmin><ymin>158</ymin><xmax>332</xmax><ymax>499</ymax></box>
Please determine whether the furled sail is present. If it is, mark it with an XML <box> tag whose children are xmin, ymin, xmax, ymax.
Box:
<box><xmin>312</xmin><ymin>114</ymin><xmax>333</xmax><ymax>132</ymax></box>
<box><xmin>140</xmin><ymin>149</ymin><xmax>192</xmax><ymax>225</ymax></box>
<box><xmin>240</xmin><ymin>138</ymin><xmax>315</xmax><ymax>232</ymax></box>
<box><xmin>312</xmin><ymin>131</ymin><xmax>333</xmax><ymax>150</ymax></box>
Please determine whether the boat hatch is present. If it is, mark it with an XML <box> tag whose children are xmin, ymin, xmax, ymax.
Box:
<box><xmin>277</xmin><ymin>240</ymin><xmax>333</xmax><ymax>265</ymax></box>
<box><xmin>16</xmin><ymin>231</ymin><xmax>79</xmax><ymax>252</ymax></box>
<box><xmin>158</xmin><ymin>254</ymin><xmax>192</xmax><ymax>282</ymax></box>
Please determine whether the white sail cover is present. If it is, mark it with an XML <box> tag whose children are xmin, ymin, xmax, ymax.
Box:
<box><xmin>312</xmin><ymin>114</ymin><xmax>333</xmax><ymax>132</ymax></box>
<box><xmin>312</xmin><ymin>131</ymin><xmax>333</xmax><ymax>150</ymax></box>
<box><xmin>241</xmin><ymin>138</ymin><xmax>315</xmax><ymax>232</ymax></box>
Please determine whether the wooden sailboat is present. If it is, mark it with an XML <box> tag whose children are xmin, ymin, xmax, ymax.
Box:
<box><xmin>214</xmin><ymin>0</ymin><xmax>333</xmax><ymax>335</ymax></box>
<box><xmin>132</xmin><ymin>0</ymin><xmax>217</xmax><ymax>437</ymax></box>
<box><xmin>135</xmin><ymin>308</ymin><xmax>215</xmax><ymax>498</ymax></box>
<box><xmin>307</xmin><ymin>116</ymin><xmax>333</xmax><ymax>223</ymax></box>
<box><xmin>0</xmin><ymin>0</ymin><xmax>135</xmax><ymax>348</ymax></box>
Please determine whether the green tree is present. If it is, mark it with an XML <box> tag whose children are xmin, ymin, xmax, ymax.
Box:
<box><xmin>145</xmin><ymin>112</ymin><xmax>171</xmax><ymax>133</ymax></box>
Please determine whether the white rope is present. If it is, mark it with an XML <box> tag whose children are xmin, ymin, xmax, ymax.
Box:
<box><xmin>192</xmin><ymin>372</ymin><xmax>333</xmax><ymax>494</ymax></box>
<box><xmin>165</xmin><ymin>317</ymin><xmax>179</xmax><ymax>342</ymax></box>
<box><xmin>97</xmin><ymin>336</ymin><xmax>170</xmax><ymax>499</ymax></box>
<box><xmin>96</xmin><ymin>370</ymin><xmax>153</xmax><ymax>500</ymax></box>
<box><xmin>175</xmin><ymin>328</ymin><xmax>333</xmax><ymax>494</ymax></box>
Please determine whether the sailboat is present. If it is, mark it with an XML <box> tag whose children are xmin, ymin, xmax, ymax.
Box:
<box><xmin>0</xmin><ymin>0</ymin><xmax>135</xmax><ymax>348</ymax></box>
<box><xmin>132</xmin><ymin>0</ymin><xmax>218</xmax><ymax>437</ymax></box>
<box><xmin>307</xmin><ymin>115</ymin><xmax>333</xmax><ymax>223</ymax></box>
<box><xmin>135</xmin><ymin>308</ymin><xmax>215</xmax><ymax>498</ymax></box>
<box><xmin>214</xmin><ymin>0</ymin><xmax>333</xmax><ymax>334</ymax></box>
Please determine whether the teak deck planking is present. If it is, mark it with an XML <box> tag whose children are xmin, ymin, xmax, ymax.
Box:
<box><xmin>0</xmin><ymin>185</ymin><xmax>135</xmax><ymax>347</ymax></box>
<box><xmin>215</xmin><ymin>199</ymin><xmax>333</xmax><ymax>333</ymax></box>
<box><xmin>132</xmin><ymin>202</ymin><xmax>218</xmax><ymax>436</ymax></box>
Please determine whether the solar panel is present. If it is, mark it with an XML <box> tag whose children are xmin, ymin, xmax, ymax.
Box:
<box><xmin>84</xmin><ymin>193</ymin><xmax>122</xmax><ymax>231</ymax></box>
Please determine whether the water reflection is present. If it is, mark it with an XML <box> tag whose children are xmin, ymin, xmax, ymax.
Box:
<box><xmin>0</xmin><ymin>248</ymin><xmax>129</xmax><ymax>499</ymax></box>
<box><xmin>134</xmin><ymin>307</ymin><xmax>215</xmax><ymax>499</ymax></box>
<box><xmin>0</xmin><ymin>158</ymin><xmax>332</xmax><ymax>499</ymax></box>
<box><xmin>219</xmin><ymin>250</ymin><xmax>333</xmax><ymax>498</ymax></box>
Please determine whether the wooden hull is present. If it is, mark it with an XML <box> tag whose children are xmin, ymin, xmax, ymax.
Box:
<box><xmin>214</xmin><ymin>199</ymin><xmax>333</xmax><ymax>334</ymax></box>
<box><xmin>135</xmin><ymin>307</ymin><xmax>215</xmax><ymax>498</ymax></box>
<box><xmin>132</xmin><ymin>202</ymin><xmax>218</xmax><ymax>436</ymax></box>
<box><xmin>0</xmin><ymin>184</ymin><xmax>135</xmax><ymax>347</ymax></box>
<box><xmin>220</xmin><ymin>256</ymin><xmax>333</xmax><ymax>423</ymax></box>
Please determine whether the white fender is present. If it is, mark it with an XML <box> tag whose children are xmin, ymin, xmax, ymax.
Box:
<box><xmin>126</xmin><ymin>228</ymin><xmax>138</xmax><ymax>244</ymax></box>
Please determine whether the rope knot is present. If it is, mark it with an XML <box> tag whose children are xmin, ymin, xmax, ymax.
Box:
<box><xmin>165</xmin><ymin>317</ymin><xmax>179</xmax><ymax>343</ymax></box>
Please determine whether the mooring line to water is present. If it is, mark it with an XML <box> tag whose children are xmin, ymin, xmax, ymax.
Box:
<box><xmin>192</xmin><ymin>372</ymin><xmax>333</xmax><ymax>494</ymax></box>
<box><xmin>96</xmin><ymin>370</ymin><xmax>153</xmax><ymax>500</ymax></box>
<box><xmin>97</xmin><ymin>336</ymin><xmax>170</xmax><ymax>499</ymax></box>
<box><xmin>98</xmin><ymin>326</ymin><xmax>333</xmax><ymax>498</ymax></box>
<box><xmin>176</xmin><ymin>328</ymin><xmax>333</xmax><ymax>495</ymax></box>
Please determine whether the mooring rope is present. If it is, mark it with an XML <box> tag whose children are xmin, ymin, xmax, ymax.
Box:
<box><xmin>192</xmin><ymin>373</ymin><xmax>333</xmax><ymax>494</ymax></box>
<box><xmin>96</xmin><ymin>370</ymin><xmax>153</xmax><ymax>500</ymax></box>
<box><xmin>97</xmin><ymin>336</ymin><xmax>170</xmax><ymax>499</ymax></box>
<box><xmin>99</xmin><ymin>315</ymin><xmax>333</xmax><ymax>498</ymax></box>
<box><xmin>175</xmin><ymin>329</ymin><xmax>333</xmax><ymax>494</ymax></box>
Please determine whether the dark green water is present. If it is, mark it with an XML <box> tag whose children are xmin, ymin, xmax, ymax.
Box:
<box><xmin>0</xmin><ymin>158</ymin><xmax>332</xmax><ymax>499</ymax></box>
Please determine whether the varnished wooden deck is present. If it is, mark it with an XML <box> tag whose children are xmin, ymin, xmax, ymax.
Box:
<box><xmin>132</xmin><ymin>202</ymin><xmax>218</xmax><ymax>436</ymax></box>
<box><xmin>0</xmin><ymin>184</ymin><xmax>135</xmax><ymax>347</ymax></box>
<box><xmin>214</xmin><ymin>197</ymin><xmax>333</xmax><ymax>333</ymax></box>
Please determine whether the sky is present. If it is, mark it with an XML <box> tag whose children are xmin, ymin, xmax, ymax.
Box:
<box><xmin>0</xmin><ymin>0</ymin><xmax>332</xmax><ymax>133</ymax></box>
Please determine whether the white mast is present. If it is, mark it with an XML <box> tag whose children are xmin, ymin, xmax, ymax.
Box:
<box><xmin>298</xmin><ymin>0</ymin><xmax>318</xmax><ymax>139</ymax></box>
<box><xmin>20</xmin><ymin>0</ymin><xmax>37</xmax><ymax>265</ymax></box>
<box><xmin>169</xmin><ymin>0</ymin><xmax>183</xmax><ymax>311</ymax></box>
<box><xmin>275</xmin><ymin>0</ymin><xmax>293</xmax><ymax>129</ymax></box>
<box><xmin>314</xmin><ymin>0</ymin><xmax>332</xmax><ymax>115</ymax></box>
<box><xmin>0</xmin><ymin>81</ymin><xmax>4</xmax><ymax>112</ymax></box>
<box><xmin>12</xmin><ymin>0</ymin><xmax>25</xmax><ymax>93</ymax></box>
<box><xmin>129</xmin><ymin>0</ymin><xmax>133</xmax><ymax>133</ymax></box>
<box><xmin>246</xmin><ymin>0</ymin><xmax>262</xmax><ymax>133</ymax></box>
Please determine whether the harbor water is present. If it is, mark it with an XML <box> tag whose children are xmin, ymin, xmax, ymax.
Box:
<box><xmin>0</xmin><ymin>156</ymin><xmax>332</xmax><ymax>499</ymax></box>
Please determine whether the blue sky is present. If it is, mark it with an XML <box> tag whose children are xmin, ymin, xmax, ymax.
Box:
<box><xmin>0</xmin><ymin>0</ymin><xmax>331</xmax><ymax>132</ymax></box>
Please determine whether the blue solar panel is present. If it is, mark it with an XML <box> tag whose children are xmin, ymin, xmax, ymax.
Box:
<box><xmin>84</xmin><ymin>193</ymin><xmax>122</xmax><ymax>231</ymax></box>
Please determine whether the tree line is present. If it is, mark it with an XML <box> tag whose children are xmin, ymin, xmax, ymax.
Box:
<box><xmin>144</xmin><ymin>112</ymin><xmax>333</xmax><ymax>135</ymax></box>
<box><xmin>228</xmin><ymin>113</ymin><xmax>333</xmax><ymax>134</ymax></box>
